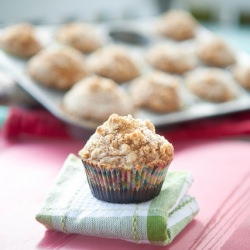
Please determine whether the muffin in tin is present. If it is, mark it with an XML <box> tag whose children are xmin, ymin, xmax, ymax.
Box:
<box><xmin>0</xmin><ymin>23</ymin><xmax>42</xmax><ymax>58</ymax></box>
<box><xmin>186</xmin><ymin>68</ymin><xmax>236</xmax><ymax>102</ymax></box>
<box><xmin>78</xmin><ymin>113</ymin><xmax>174</xmax><ymax>203</ymax></box>
<box><xmin>62</xmin><ymin>76</ymin><xmax>135</xmax><ymax>122</ymax></box>
<box><xmin>146</xmin><ymin>43</ymin><xmax>197</xmax><ymax>74</ymax></box>
<box><xmin>196</xmin><ymin>36</ymin><xmax>236</xmax><ymax>67</ymax></box>
<box><xmin>28</xmin><ymin>46</ymin><xmax>87</xmax><ymax>90</ymax></box>
<box><xmin>55</xmin><ymin>22</ymin><xmax>102</xmax><ymax>53</ymax></box>
<box><xmin>156</xmin><ymin>10</ymin><xmax>197</xmax><ymax>41</ymax></box>
<box><xmin>87</xmin><ymin>46</ymin><xmax>140</xmax><ymax>83</ymax></box>
<box><xmin>232</xmin><ymin>64</ymin><xmax>250</xmax><ymax>90</ymax></box>
<box><xmin>130</xmin><ymin>71</ymin><xmax>182</xmax><ymax>113</ymax></box>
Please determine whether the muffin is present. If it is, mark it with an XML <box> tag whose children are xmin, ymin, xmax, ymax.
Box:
<box><xmin>156</xmin><ymin>10</ymin><xmax>197</xmax><ymax>41</ymax></box>
<box><xmin>232</xmin><ymin>64</ymin><xmax>250</xmax><ymax>89</ymax></box>
<box><xmin>55</xmin><ymin>22</ymin><xmax>102</xmax><ymax>53</ymax></box>
<box><xmin>87</xmin><ymin>46</ymin><xmax>140</xmax><ymax>83</ymax></box>
<box><xmin>186</xmin><ymin>68</ymin><xmax>236</xmax><ymax>102</ymax></box>
<box><xmin>78</xmin><ymin>113</ymin><xmax>174</xmax><ymax>203</ymax></box>
<box><xmin>146</xmin><ymin>43</ymin><xmax>197</xmax><ymax>74</ymax></box>
<box><xmin>0</xmin><ymin>23</ymin><xmax>42</xmax><ymax>58</ymax></box>
<box><xmin>28</xmin><ymin>46</ymin><xmax>87</xmax><ymax>90</ymax></box>
<box><xmin>62</xmin><ymin>76</ymin><xmax>135</xmax><ymax>122</ymax></box>
<box><xmin>130</xmin><ymin>71</ymin><xmax>182</xmax><ymax>113</ymax></box>
<box><xmin>196</xmin><ymin>36</ymin><xmax>236</xmax><ymax>67</ymax></box>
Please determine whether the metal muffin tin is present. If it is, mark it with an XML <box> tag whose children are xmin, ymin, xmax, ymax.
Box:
<box><xmin>0</xmin><ymin>18</ymin><xmax>250</xmax><ymax>130</ymax></box>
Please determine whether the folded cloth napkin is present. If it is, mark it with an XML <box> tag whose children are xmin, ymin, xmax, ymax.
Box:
<box><xmin>36</xmin><ymin>154</ymin><xmax>199</xmax><ymax>246</ymax></box>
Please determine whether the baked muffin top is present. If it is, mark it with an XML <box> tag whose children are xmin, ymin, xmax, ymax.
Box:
<box><xmin>146</xmin><ymin>43</ymin><xmax>197</xmax><ymax>74</ymax></box>
<box><xmin>186</xmin><ymin>68</ymin><xmax>236</xmax><ymax>102</ymax></box>
<box><xmin>62</xmin><ymin>76</ymin><xmax>135</xmax><ymax>122</ymax></box>
<box><xmin>87</xmin><ymin>46</ymin><xmax>140</xmax><ymax>83</ymax></box>
<box><xmin>196</xmin><ymin>36</ymin><xmax>236</xmax><ymax>67</ymax></box>
<box><xmin>0</xmin><ymin>23</ymin><xmax>41</xmax><ymax>58</ymax></box>
<box><xmin>156</xmin><ymin>10</ymin><xmax>197</xmax><ymax>41</ymax></box>
<box><xmin>55</xmin><ymin>22</ymin><xmax>102</xmax><ymax>53</ymax></box>
<box><xmin>28</xmin><ymin>46</ymin><xmax>86</xmax><ymax>90</ymax></box>
<box><xmin>79</xmin><ymin>113</ymin><xmax>174</xmax><ymax>167</ymax></box>
<box><xmin>130</xmin><ymin>71</ymin><xmax>182</xmax><ymax>113</ymax></box>
<box><xmin>232</xmin><ymin>64</ymin><xmax>250</xmax><ymax>89</ymax></box>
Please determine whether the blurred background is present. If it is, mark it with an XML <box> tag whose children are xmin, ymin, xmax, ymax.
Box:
<box><xmin>0</xmin><ymin>0</ymin><xmax>249</xmax><ymax>25</ymax></box>
<box><xmin>0</xmin><ymin>0</ymin><xmax>249</xmax><ymax>49</ymax></box>
<box><xmin>0</xmin><ymin>0</ymin><xmax>249</xmax><ymax>137</ymax></box>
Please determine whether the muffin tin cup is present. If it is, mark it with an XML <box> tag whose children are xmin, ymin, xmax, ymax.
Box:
<box><xmin>82</xmin><ymin>160</ymin><xmax>169</xmax><ymax>203</ymax></box>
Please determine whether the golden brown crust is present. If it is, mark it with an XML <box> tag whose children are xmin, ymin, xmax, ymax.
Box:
<box><xmin>79</xmin><ymin>114</ymin><xmax>174</xmax><ymax>167</ymax></box>
<box><xmin>55</xmin><ymin>22</ymin><xmax>102</xmax><ymax>53</ymax></box>
<box><xmin>146</xmin><ymin>43</ymin><xmax>197</xmax><ymax>74</ymax></box>
<box><xmin>0</xmin><ymin>23</ymin><xmax>41</xmax><ymax>58</ymax></box>
<box><xmin>130</xmin><ymin>71</ymin><xmax>182</xmax><ymax>112</ymax></box>
<box><xmin>87</xmin><ymin>46</ymin><xmax>140</xmax><ymax>83</ymax></box>
<box><xmin>232</xmin><ymin>64</ymin><xmax>250</xmax><ymax>89</ymax></box>
<box><xmin>197</xmin><ymin>36</ymin><xmax>236</xmax><ymax>67</ymax></box>
<box><xmin>186</xmin><ymin>68</ymin><xmax>236</xmax><ymax>102</ymax></box>
<box><xmin>62</xmin><ymin>76</ymin><xmax>135</xmax><ymax>122</ymax></box>
<box><xmin>27</xmin><ymin>46</ymin><xmax>86</xmax><ymax>90</ymax></box>
<box><xmin>156</xmin><ymin>10</ymin><xmax>197</xmax><ymax>41</ymax></box>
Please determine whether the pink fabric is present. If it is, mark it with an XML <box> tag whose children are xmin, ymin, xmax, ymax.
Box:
<box><xmin>3</xmin><ymin>106</ymin><xmax>250</xmax><ymax>142</ymax></box>
<box><xmin>221</xmin><ymin>215</ymin><xmax>250</xmax><ymax>250</ymax></box>
<box><xmin>0</xmin><ymin>138</ymin><xmax>250</xmax><ymax>249</ymax></box>
<box><xmin>2</xmin><ymin>107</ymin><xmax>71</xmax><ymax>139</ymax></box>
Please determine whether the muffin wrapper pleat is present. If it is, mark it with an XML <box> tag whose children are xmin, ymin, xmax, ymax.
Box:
<box><xmin>82</xmin><ymin>160</ymin><xmax>169</xmax><ymax>203</ymax></box>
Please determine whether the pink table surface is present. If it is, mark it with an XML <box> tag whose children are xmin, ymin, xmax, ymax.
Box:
<box><xmin>0</xmin><ymin>136</ymin><xmax>250</xmax><ymax>250</ymax></box>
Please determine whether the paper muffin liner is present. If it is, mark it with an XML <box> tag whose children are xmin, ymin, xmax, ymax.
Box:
<box><xmin>82</xmin><ymin>160</ymin><xmax>169</xmax><ymax>203</ymax></box>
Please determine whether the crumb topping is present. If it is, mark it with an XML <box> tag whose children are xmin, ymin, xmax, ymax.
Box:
<box><xmin>157</xmin><ymin>10</ymin><xmax>197</xmax><ymax>40</ymax></box>
<box><xmin>197</xmin><ymin>36</ymin><xmax>235</xmax><ymax>67</ymax></box>
<box><xmin>130</xmin><ymin>71</ymin><xmax>182</xmax><ymax>112</ymax></box>
<box><xmin>28</xmin><ymin>46</ymin><xmax>86</xmax><ymax>90</ymax></box>
<box><xmin>87</xmin><ymin>46</ymin><xmax>140</xmax><ymax>82</ymax></box>
<box><xmin>62</xmin><ymin>76</ymin><xmax>135</xmax><ymax>121</ymax></box>
<box><xmin>79</xmin><ymin>114</ymin><xmax>174</xmax><ymax>167</ymax></box>
<box><xmin>186</xmin><ymin>68</ymin><xmax>236</xmax><ymax>102</ymax></box>
<box><xmin>233</xmin><ymin>65</ymin><xmax>250</xmax><ymax>89</ymax></box>
<box><xmin>146</xmin><ymin>43</ymin><xmax>196</xmax><ymax>74</ymax></box>
<box><xmin>0</xmin><ymin>23</ymin><xmax>41</xmax><ymax>58</ymax></box>
<box><xmin>56</xmin><ymin>22</ymin><xmax>102</xmax><ymax>53</ymax></box>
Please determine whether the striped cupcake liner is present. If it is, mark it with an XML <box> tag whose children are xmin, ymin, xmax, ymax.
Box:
<box><xmin>82</xmin><ymin>160</ymin><xmax>169</xmax><ymax>203</ymax></box>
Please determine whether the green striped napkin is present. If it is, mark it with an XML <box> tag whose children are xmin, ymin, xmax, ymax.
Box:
<box><xmin>36</xmin><ymin>154</ymin><xmax>199</xmax><ymax>246</ymax></box>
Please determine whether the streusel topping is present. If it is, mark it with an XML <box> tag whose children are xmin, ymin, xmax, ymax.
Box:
<box><xmin>79</xmin><ymin>114</ymin><xmax>174</xmax><ymax>167</ymax></box>
<box><xmin>186</xmin><ymin>68</ymin><xmax>236</xmax><ymax>102</ymax></box>
<box><xmin>130</xmin><ymin>71</ymin><xmax>182</xmax><ymax>112</ymax></box>
<box><xmin>233</xmin><ymin>65</ymin><xmax>250</xmax><ymax>89</ymax></box>
<box><xmin>56</xmin><ymin>22</ymin><xmax>102</xmax><ymax>53</ymax></box>
<box><xmin>146</xmin><ymin>43</ymin><xmax>197</xmax><ymax>74</ymax></box>
<box><xmin>196</xmin><ymin>36</ymin><xmax>235</xmax><ymax>67</ymax></box>
<box><xmin>28</xmin><ymin>46</ymin><xmax>86</xmax><ymax>90</ymax></box>
<box><xmin>62</xmin><ymin>76</ymin><xmax>135</xmax><ymax>122</ymax></box>
<box><xmin>157</xmin><ymin>10</ymin><xmax>197</xmax><ymax>41</ymax></box>
<box><xmin>0</xmin><ymin>23</ymin><xmax>41</xmax><ymax>58</ymax></box>
<box><xmin>87</xmin><ymin>46</ymin><xmax>140</xmax><ymax>83</ymax></box>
